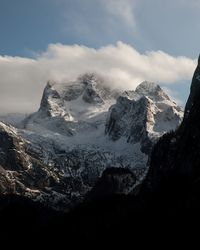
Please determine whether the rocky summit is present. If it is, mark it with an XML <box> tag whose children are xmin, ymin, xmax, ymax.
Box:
<box><xmin>0</xmin><ymin>73</ymin><xmax>183</xmax><ymax>210</ymax></box>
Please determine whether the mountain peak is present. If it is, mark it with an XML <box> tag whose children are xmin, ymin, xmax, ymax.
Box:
<box><xmin>136</xmin><ymin>81</ymin><xmax>170</xmax><ymax>102</ymax></box>
<box><xmin>136</xmin><ymin>81</ymin><xmax>159</xmax><ymax>91</ymax></box>
<box><xmin>78</xmin><ymin>73</ymin><xmax>102</xmax><ymax>86</ymax></box>
<box><xmin>106</xmin><ymin>82</ymin><xmax>183</xmax><ymax>153</ymax></box>
<box><xmin>184</xmin><ymin>55</ymin><xmax>200</xmax><ymax>119</ymax></box>
<box><xmin>36</xmin><ymin>73</ymin><xmax>121</xmax><ymax>122</ymax></box>
<box><xmin>46</xmin><ymin>80</ymin><xmax>56</xmax><ymax>88</ymax></box>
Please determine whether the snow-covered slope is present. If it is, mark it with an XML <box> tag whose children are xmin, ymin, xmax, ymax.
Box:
<box><xmin>21</xmin><ymin>74</ymin><xmax>151</xmax><ymax>178</ymax></box>
<box><xmin>23</xmin><ymin>74</ymin><xmax>119</xmax><ymax>135</ymax></box>
<box><xmin>0</xmin><ymin>74</ymin><xmax>183</xmax><ymax>210</ymax></box>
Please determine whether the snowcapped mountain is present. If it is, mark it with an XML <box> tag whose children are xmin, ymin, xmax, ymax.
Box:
<box><xmin>106</xmin><ymin>81</ymin><xmax>183</xmax><ymax>154</ymax></box>
<box><xmin>0</xmin><ymin>73</ymin><xmax>183</xmax><ymax>210</ymax></box>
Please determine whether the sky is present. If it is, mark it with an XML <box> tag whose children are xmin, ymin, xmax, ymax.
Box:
<box><xmin>0</xmin><ymin>0</ymin><xmax>199</xmax><ymax>113</ymax></box>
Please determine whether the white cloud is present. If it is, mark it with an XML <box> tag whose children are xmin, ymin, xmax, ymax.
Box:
<box><xmin>0</xmin><ymin>42</ymin><xmax>196</xmax><ymax>113</ymax></box>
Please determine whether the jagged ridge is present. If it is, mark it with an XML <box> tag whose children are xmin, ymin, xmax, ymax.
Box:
<box><xmin>0</xmin><ymin>73</ymin><xmax>183</xmax><ymax>210</ymax></box>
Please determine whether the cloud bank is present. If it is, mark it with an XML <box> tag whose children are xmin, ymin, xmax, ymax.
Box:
<box><xmin>0</xmin><ymin>42</ymin><xmax>196</xmax><ymax>113</ymax></box>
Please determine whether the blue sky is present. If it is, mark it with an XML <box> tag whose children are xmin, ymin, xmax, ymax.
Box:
<box><xmin>0</xmin><ymin>0</ymin><xmax>200</xmax><ymax>57</ymax></box>
<box><xmin>0</xmin><ymin>0</ymin><xmax>199</xmax><ymax>112</ymax></box>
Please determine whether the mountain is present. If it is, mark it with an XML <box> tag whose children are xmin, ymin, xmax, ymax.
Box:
<box><xmin>0</xmin><ymin>73</ymin><xmax>183</xmax><ymax>210</ymax></box>
<box><xmin>141</xmin><ymin>55</ymin><xmax>200</xmax><ymax>205</ymax></box>
<box><xmin>52</xmin><ymin>56</ymin><xmax>200</xmax><ymax>243</ymax></box>
<box><xmin>105</xmin><ymin>81</ymin><xmax>182</xmax><ymax>154</ymax></box>
<box><xmin>0</xmin><ymin>122</ymin><xmax>72</xmax><ymax>210</ymax></box>
<box><xmin>1</xmin><ymin>58</ymin><xmax>200</xmax><ymax>245</ymax></box>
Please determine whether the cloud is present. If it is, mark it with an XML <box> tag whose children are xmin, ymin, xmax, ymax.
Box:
<box><xmin>55</xmin><ymin>0</ymin><xmax>138</xmax><ymax>45</ymax></box>
<box><xmin>0</xmin><ymin>42</ymin><xmax>196</xmax><ymax>113</ymax></box>
<box><xmin>103</xmin><ymin>0</ymin><xmax>136</xmax><ymax>27</ymax></box>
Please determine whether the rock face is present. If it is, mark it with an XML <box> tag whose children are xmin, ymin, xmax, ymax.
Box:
<box><xmin>0</xmin><ymin>122</ymin><xmax>74</xmax><ymax>209</ymax></box>
<box><xmin>0</xmin><ymin>122</ymin><xmax>30</xmax><ymax>171</ymax></box>
<box><xmin>105</xmin><ymin>81</ymin><xmax>183</xmax><ymax>154</ymax></box>
<box><xmin>142</xmin><ymin>56</ymin><xmax>200</xmax><ymax>205</ymax></box>
<box><xmin>0</xmin><ymin>73</ymin><xmax>183</xmax><ymax>210</ymax></box>
<box><xmin>0</xmin><ymin>122</ymin><xmax>32</xmax><ymax>194</ymax></box>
